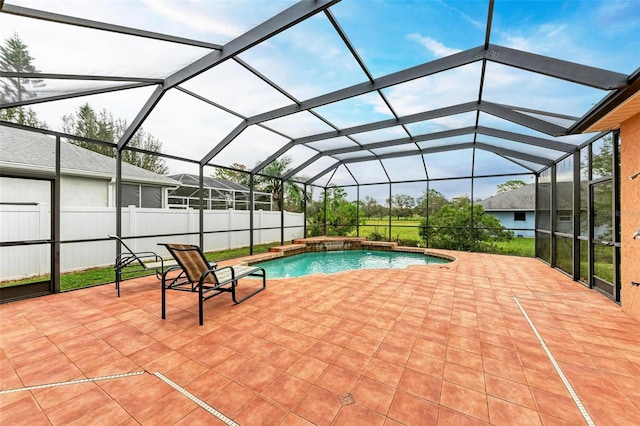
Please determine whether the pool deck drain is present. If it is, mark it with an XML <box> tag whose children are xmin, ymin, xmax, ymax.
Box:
<box><xmin>338</xmin><ymin>393</ymin><xmax>356</xmax><ymax>405</ymax></box>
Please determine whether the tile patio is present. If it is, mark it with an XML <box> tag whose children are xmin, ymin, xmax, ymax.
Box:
<box><xmin>1</xmin><ymin>251</ymin><xmax>639</xmax><ymax>425</ymax></box>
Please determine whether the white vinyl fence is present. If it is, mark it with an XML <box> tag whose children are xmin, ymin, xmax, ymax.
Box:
<box><xmin>0</xmin><ymin>204</ymin><xmax>304</xmax><ymax>281</ymax></box>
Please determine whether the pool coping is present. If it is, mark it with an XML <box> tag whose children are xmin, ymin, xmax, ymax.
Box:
<box><xmin>229</xmin><ymin>237</ymin><xmax>456</xmax><ymax>268</ymax></box>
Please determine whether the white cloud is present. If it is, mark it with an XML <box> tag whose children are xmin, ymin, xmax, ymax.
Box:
<box><xmin>435</xmin><ymin>0</ymin><xmax>485</xmax><ymax>32</ymax></box>
<box><xmin>140</xmin><ymin>0</ymin><xmax>244</xmax><ymax>39</ymax></box>
<box><xmin>407</xmin><ymin>33</ymin><xmax>462</xmax><ymax>58</ymax></box>
<box><xmin>499</xmin><ymin>23</ymin><xmax>569</xmax><ymax>55</ymax></box>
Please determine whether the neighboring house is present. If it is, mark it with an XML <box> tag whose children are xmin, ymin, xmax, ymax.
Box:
<box><xmin>0</xmin><ymin>126</ymin><xmax>179</xmax><ymax>208</ymax></box>
<box><xmin>478</xmin><ymin>184</ymin><xmax>535</xmax><ymax>237</ymax></box>
<box><xmin>168</xmin><ymin>173</ymin><xmax>273</xmax><ymax>211</ymax></box>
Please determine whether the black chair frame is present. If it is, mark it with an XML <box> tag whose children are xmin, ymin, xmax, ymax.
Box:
<box><xmin>160</xmin><ymin>243</ymin><xmax>265</xmax><ymax>325</ymax></box>
<box><xmin>110</xmin><ymin>234</ymin><xmax>165</xmax><ymax>297</ymax></box>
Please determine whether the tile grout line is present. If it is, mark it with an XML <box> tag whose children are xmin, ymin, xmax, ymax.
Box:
<box><xmin>153</xmin><ymin>371</ymin><xmax>239</xmax><ymax>426</ymax></box>
<box><xmin>514</xmin><ymin>296</ymin><xmax>595</xmax><ymax>426</ymax></box>
<box><xmin>0</xmin><ymin>371</ymin><xmax>146</xmax><ymax>394</ymax></box>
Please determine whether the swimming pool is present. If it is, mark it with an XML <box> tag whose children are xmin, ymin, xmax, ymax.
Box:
<box><xmin>255</xmin><ymin>249</ymin><xmax>449</xmax><ymax>278</ymax></box>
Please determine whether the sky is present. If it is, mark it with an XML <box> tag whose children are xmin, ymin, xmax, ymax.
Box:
<box><xmin>1</xmin><ymin>0</ymin><xmax>639</xmax><ymax>201</ymax></box>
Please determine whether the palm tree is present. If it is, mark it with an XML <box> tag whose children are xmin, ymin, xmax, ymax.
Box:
<box><xmin>255</xmin><ymin>157</ymin><xmax>306</xmax><ymax>212</ymax></box>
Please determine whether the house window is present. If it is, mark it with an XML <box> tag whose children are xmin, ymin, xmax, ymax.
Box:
<box><xmin>122</xmin><ymin>184</ymin><xmax>162</xmax><ymax>208</ymax></box>
<box><xmin>514</xmin><ymin>211</ymin><xmax>526</xmax><ymax>221</ymax></box>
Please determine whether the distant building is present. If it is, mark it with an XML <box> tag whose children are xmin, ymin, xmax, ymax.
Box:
<box><xmin>478</xmin><ymin>184</ymin><xmax>535</xmax><ymax>237</ymax></box>
<box><xmin>168</xmin><ymin>173</ymin><xmax>273</xmax><ymax>211</ymax></box>
<box><xmin>0</xmin><ymin>126</ymin><xmax>179</xmax><ymax>208</ymax></box>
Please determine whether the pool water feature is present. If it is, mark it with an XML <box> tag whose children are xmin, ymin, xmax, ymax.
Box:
<box><xmin>255</xmin><ymin>249</ymin><xmax>450</xmax><ymax>279</ymax></box>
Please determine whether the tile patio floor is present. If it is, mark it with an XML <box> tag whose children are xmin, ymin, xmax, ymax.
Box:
<box><xmin>1</xmin><ymin>251</ymin><xmax>640</xmax><ymax>425</ymax></box>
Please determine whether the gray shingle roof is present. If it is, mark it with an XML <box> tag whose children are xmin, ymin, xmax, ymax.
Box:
<box><xmin>478</xmin><ymin>184</ymin><xmax>535</xmax><ymax>211</ymax></box>
<box><xmin>0</xmin><ymin>126</ymin><xmax>179</xmax><ymax>186</ymax></box>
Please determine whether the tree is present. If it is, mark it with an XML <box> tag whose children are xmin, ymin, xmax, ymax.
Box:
<box><xmin>62</xmin><ymin>103</ymin><xmax>168</xmax><ymax>174</ymax></box>
<box><xmin>415</xmin><ymin>188</ymin><xmax>449</xmax><ymax>216</ymax></box>
<box><xmin>418</xmin><ymin>197</ymin><xmax>513</xmax><ymax>251</ymax></box>
<box><xmin>0</xmin><ymin>33</ymin><xmax>48</xmax><ymax>128</ymax></box>
<box><xmin>0</xmin><ymin>106</ymin><xmax>48</xmax><ymax>128</ymax></box>
<box><xmin>497</xmin><ymin>179</ymin><xmax>527</xmax><ymax>194</ymax></box>
<box><xmin>390</xmin><ymin>194</ymin><xmax>415</xmax><ymax>219</ymax></box>
<box><xmin>0</xmin><ymin>33</ymin><xmax>43</xmax><ymax>102</ymax></box>
<box><xmin>591</xmin><ymin>134</ymin><xmax>613</xmax><ymax>177</ymax></box>
<box><xmin>213</xmin><ymin>163</ymin><xmax>249</xmax><ymax>186</ymax></box>
<box><xmin>360</xmin><ymin>196</ymin><xmax>380</xmax><ymax>218</ymax></box>
<box><xmin>254</xmin><ymin>156</ymin><xmax>306</xmax><ymax>212</ymax></box>
<box><xmin>307</xmin><ymin>186</ymin><xmax>360</xmax><ymax>237</ymax></box>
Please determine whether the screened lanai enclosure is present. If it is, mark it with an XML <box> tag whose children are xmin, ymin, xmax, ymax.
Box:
<box><xmin>0</xmin><ymin>0</ymin><xmax>638</xmax><ymax>303</ymax></box>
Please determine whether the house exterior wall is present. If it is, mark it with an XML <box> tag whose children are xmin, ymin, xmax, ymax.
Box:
<box><xmin>0</xmin><ymin>175</ymin><xmax>109</xmax><ymax>206</ymax></box>
<box><xmin>0</xmin><ymin>175</ymin><xmax>176</xmax><ymax>208</ymax></box>
<box><xmin>620</xmin><ymin>112</ymin><xmax>640</xmax><ymax>321</ymax></box>
<box><xmin>62</xmin><ymin>176</ymin><xmax>109</xmax><ymax>207</ymax></box>
<box><xmin>484</xmin><ymin>211</ymin><xmax>535</xmax><ymax>238</ymax></box>
<box><xmin>0</xmin><ymin>177</ymin><xmax>50</xmax><ymax>204</ymax></box>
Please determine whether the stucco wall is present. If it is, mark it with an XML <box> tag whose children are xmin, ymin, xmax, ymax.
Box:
<box><xmin>0</xmin><ymin>176</ymin><xmax>109</xmax><ymax>207</ymax></box>
<box><xmin>61</xmin><ymin>176</ymin><xmax>109</xmax><ymax>207</ymax></box>
<box><xmin>0</xmin><ymin>177</ymin><xmax>50</xmax><ymax>204</ymax></box>
<box><xmin>620</xmin><ymin>112</ymin><xmax>640</xmax><ymax>321</ymax></box>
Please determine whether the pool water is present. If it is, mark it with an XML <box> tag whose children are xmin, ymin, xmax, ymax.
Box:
<box><xmin>255</xmin><ymin>250</ymin><xmax>449</xmax><ymax>279</ymax></box>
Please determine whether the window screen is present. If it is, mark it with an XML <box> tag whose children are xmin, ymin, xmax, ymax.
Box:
<box><xmin>122</xmin><ymin>184</ymin><xmax>140</xmax><ymax>207</ymax></box>
<box><xmin>514</xmin><ymin>211</ymin><xmax>526</xmax><ymax>221</ymax></box>
<box><xmin>141</xmin><ymin>186</ymin><xmax>162</xmax><ymax>208</ymax></box>
<box><xmin>121</xmin><ymin>184</ymin><xmax>162</xmax><ymax>208</ymax></box>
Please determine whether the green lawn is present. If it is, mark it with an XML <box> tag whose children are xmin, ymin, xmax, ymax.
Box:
<box><xmin>357</xmin><ymin>218</ymin><xmax>422</xmax><ymax>243</ymax></box>
<box><xmin>355</xmin><ymin>218</ymin><xmax>535</xmax><ymax>256</ymax></box>
<box><xmin>2</xmin><ymin>242</ymin><xmax>281</xmax><ymax>292</ymax></box>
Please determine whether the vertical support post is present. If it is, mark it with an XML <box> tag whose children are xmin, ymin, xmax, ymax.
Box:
<box><xmin>470</xmin><ymin>174</ymin><xmax>475</xmax><ymax>252</ymax></box>
<box><xmin>550</xmin><ymin>164</ymin><xmax>557</xmax><ymax>267</ymax></box>
<box><xmin>356</xmin><ymin>185</ymin><xmax>360</xmax><ymax>237</ymax></box>
<box><xmin>587</xmin><ymin>142</ymin><xmax>594</xmax><ymax>289</ymax></box>
<box><xmin>280</xmin><ymin>178</ymin><xmax>284</xmax><ymax>245</ymax></box>
<box><xmin>323</xmin><ymin>188</ymin><xmax>327</xmax><ymax>236</ymax></box>
<box><xmin>425</xmin><ymin>181</ymin><xmax>430</xmax><ymax>248</ymax></box>
<box><xmin>534</xmin><ymin>173</ymin><xmax>539</xmax><ymax>258</ymax></box>
<box><xmin>199</xmin><ymin>166</ymin><xmax>204</xmax><ymax>249</ymax></box>
<box><xmin>116</xmin><ymin>150</ymin><xmax>123</xmax><ymax>259</ymax></box>
<box><xmin>612</xmin><ymin>130</ymin><xmax>621</xmax><ymax>302</ymax></box>
<box><xmin>303</xmin><ymin>184</ymin><xmax>308</xmax><ymax>238</ymax></box>
<box><xmin>52</xmin><ymin>136</ymin><xmax>61</xmax><ymax>293</ymax></box>
<box><xmin>572</xmin><ymin>150</ymin><xmax>581</xmax><ymax>281</ymax></box>
<box><xmin>249</xmin><ymin>174</ymin><xmax>254</xmax><ymax>255</ymax></box>
<box><xmin>388</xmin><ymin>183</ymin><xmax>392</xmax><ymax>242</ymax></box>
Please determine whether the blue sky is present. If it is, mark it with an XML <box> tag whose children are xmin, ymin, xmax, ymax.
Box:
<box><xmin>1</xmin><ymin>0</ymin><xmax>639</xmax><ymax>200</ymax></box>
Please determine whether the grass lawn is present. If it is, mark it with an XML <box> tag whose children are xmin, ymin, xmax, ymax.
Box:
<box><xmin>2</xmin><ymin>242</ymin><xmax>281</xmax><ymax>292</ymax></box>
<box><xmin>491</xmin><ymin>238</ymin><xmax>535</xmax><ymax>257</ymax></box>
<box><xmin>357</xmin><ymin>218</ymin><xmax>422</xmax><ymax>243</ymax></box>
<box><xmin>356</xmin><ymin>218</ymin><xmax>535</xmax><ymax>257</ymax></box>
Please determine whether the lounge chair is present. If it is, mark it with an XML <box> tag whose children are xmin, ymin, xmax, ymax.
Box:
<box><xmin>160</xmin><ymin>243</ymin><xmax>266</xmax><ymax>325</ymax></box>
<box><xmin>109</xmin><ymin>235</ymin><xmax>218</xmax><ymax>297</ymax></box>
<box><xmin>110</xmin><ymin>234</ymin><xmax>165</xmax><ymax>297</ymax></box>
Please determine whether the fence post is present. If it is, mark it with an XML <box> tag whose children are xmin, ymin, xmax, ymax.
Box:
<box><xmin>188</xmin><ymin>208</ymin><xmax>197</xmax><ymax>246</ymax></box>
<box><xmin>228</xmin><ymin>208</ymin><xmax>233</xmax><ymax>249</ymax></box>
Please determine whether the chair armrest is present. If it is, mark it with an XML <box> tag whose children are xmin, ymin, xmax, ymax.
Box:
<box><xmin>115</xmin><ymin>251</ymin><xmax>162</xmax><ymax>268</ymax></box>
